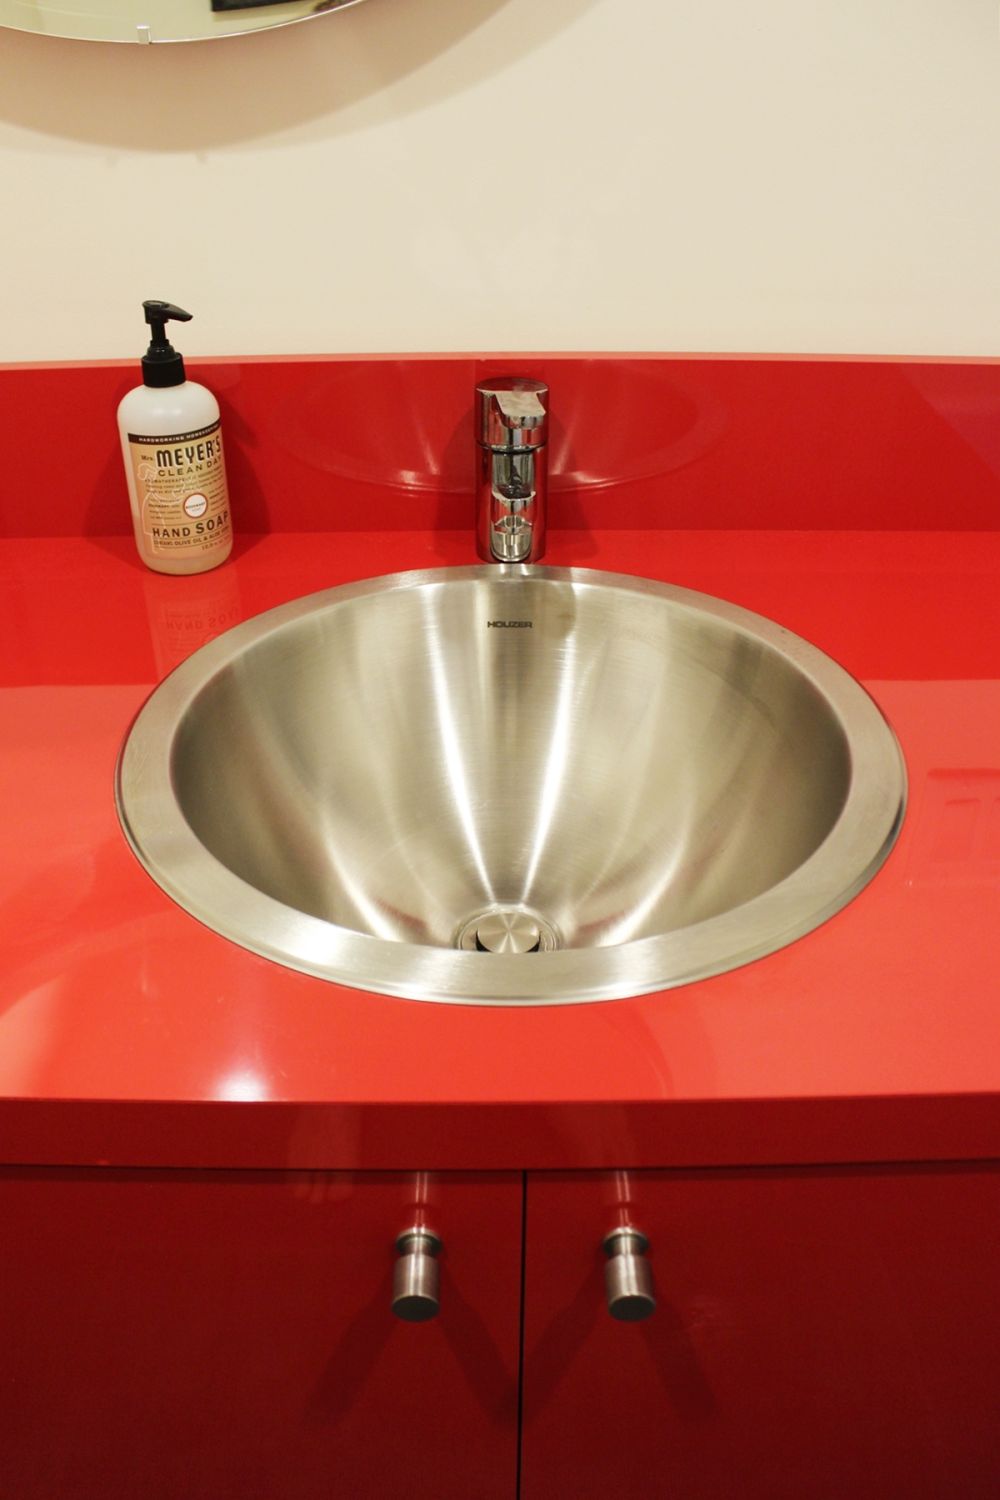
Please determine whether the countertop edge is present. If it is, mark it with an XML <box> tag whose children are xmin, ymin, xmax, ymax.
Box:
<box><xmin>1</xmin><ymin>1094</ymin><xmax>998</xmax><ymax>1173</ymax></box>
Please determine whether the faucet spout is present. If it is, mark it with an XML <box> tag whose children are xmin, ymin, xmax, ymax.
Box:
<box><xmin>475</xmin><ymin>377</ymin><xmax>549</xmax><ymax>563</ymax></box>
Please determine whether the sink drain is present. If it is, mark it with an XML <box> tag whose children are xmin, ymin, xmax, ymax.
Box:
<box><xmin>455</xmin><ymin>906</ymin><xmax>560</xmax><ymax>954</ymax></box>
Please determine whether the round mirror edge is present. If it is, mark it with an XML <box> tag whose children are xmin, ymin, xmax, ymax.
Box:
<box><xmin>0</xmin><ymin>0</ymin><xmax>369</xmax><ymax>46</ymax></box>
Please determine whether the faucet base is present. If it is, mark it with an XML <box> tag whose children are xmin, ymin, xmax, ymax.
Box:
<box><xmin>483</xmin><ymin>513</ymin><xmax>541</xmax><ymax>564</ymax></box>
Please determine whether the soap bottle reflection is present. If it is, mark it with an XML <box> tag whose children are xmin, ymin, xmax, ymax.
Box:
<box><xmin>142</xmin><ymin>566</ymin><xmax>243</xmax><ymax>678</ymax></box>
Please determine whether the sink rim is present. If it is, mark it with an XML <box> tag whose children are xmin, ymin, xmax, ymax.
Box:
<box><xmin>116</xmin><ymin>565</ymin><xmax>907</xmax><ymax>1006</ymax></box>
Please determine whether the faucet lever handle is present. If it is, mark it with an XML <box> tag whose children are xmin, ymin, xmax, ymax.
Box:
<box><xmin>494</xmin><ymin>388</ymin><xmax>546</xmax><ymax>427</ymax></box>
<box><xmin>476</xmin><ymin>377</ymin><xmax>549</xmax><ymax>448</ymax></box>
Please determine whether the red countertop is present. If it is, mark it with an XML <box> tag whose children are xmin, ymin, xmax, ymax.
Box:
<box><xmin>3</xmin><ymin>523</ymin><xmax>1000</xmax><ymax>1172</ymax></box>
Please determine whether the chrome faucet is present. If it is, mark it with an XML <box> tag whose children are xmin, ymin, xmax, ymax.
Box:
<box><xmin>475</xmin><ymin>377</ymin><xmax>548</xmax><ymax>563</ymax></box>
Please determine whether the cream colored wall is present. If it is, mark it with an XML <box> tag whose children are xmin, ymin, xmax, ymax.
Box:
<box><xmin>1</xmin><ymin>0</ymin><xmax>998</xmax><ymax>362</ymax></box>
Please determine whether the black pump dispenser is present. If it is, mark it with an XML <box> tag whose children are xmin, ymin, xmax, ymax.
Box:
<box><xmin>140</xmin><ymin>300</ymin><xmax>192</xmax><ymax>388</ymax></box>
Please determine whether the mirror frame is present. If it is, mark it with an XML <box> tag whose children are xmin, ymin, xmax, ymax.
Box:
<box><xmin>0</xmin><ymin>0</ymin><xmax>369</xmax><ymax>46</ymax></box>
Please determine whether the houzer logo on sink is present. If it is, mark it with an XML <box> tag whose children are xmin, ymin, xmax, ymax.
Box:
<box><xmin>486</xmin><ymin>619</ymin><xmax>533</xmax><ymax>628</ymax></box>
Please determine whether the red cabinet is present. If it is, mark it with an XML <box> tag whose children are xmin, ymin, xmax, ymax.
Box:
<box><xmin>521</xmin><ymin>1165</ymin><xmax>1000</xmax><ymax>1499</ymax></box>
<box><xmin>0</xmin><ymin>1168</ymin><xmax>522</xmax><ymax>1500</ymax></box>
<box><xmin>4</xmin><ymin>1161</ymin><xmax>999</xmax><ymax>1498</ymax></box>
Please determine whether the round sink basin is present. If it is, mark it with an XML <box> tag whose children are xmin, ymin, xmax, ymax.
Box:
<box><xmin>116</xmin><ymin>566</ymin><xmax>905</xmax><ymax>1005</ymax></box>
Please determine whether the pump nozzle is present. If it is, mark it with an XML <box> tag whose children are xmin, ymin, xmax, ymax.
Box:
<box><xmin>139</xmin><ymin>299</ymin><xmax>193</xmax><ymax>388</ymax></box>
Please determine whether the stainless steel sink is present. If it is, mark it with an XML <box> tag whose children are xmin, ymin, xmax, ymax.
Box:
<box><xmin>116</xmin><ymin>566</ymin><xmax>906</xmax><ymax>1005</ymax></box>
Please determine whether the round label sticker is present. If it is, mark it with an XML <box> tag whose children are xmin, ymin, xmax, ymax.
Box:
<box><xmin>184</xmin><ymin>492</ymin><xmax>208</xmax><ymax>519</ymax></box>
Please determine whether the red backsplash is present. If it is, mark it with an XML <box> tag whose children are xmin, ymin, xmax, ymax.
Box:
<box><xmin>4</xmin><ymin>353</ymin><xmax>1000</xmax><ymax>537</ymax></box>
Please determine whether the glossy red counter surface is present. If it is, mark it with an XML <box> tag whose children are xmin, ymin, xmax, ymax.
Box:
<box><xmin>2</xmin><ymin>355</ymin><xmax>999</xmax><ymax>1171</ymax></box>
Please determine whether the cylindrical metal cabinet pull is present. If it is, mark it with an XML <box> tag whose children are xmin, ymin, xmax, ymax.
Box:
<box><xmin>392</xmin><ymin>1228</ymin><xmax>442</xmax><ymax>1322</ymax></box>
<box><xmin>603</xmin><ymin>1227</ymin><xmax>656</xmax><ymax>1321</ymax></box>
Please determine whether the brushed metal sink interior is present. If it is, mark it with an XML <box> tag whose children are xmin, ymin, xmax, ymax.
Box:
<box><xmin>116</xmin><ymin>566</ymin><xmax>906</xmax><ymax>1005</ymax></box>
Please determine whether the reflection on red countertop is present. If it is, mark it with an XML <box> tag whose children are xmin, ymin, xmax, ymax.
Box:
<box><xmin>5</xmin><ymin>353</ymin><xmax>1000</xmax><ymax>537</ymax></box>
<box><xmin>2</xmin><ymin>526</ymin><xmax>999</xmax><ymax>1170</ymax></box>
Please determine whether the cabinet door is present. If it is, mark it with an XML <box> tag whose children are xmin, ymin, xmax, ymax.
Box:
<box><xmin>521</xmin><ymin>1164</ymin><xmax>1000</xmax><ymax>1499</ymax></box>
<box><xmin>0</xmin><ymin>1167</ymin><xmax>521</xmax><ymax>1500</ymax></box>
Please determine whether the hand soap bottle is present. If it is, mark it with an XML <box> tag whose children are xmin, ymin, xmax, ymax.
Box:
<box><xmin>117</xmin><ymin>300</ymin><xmax>233</xmax><ymax>575</ymax></box>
